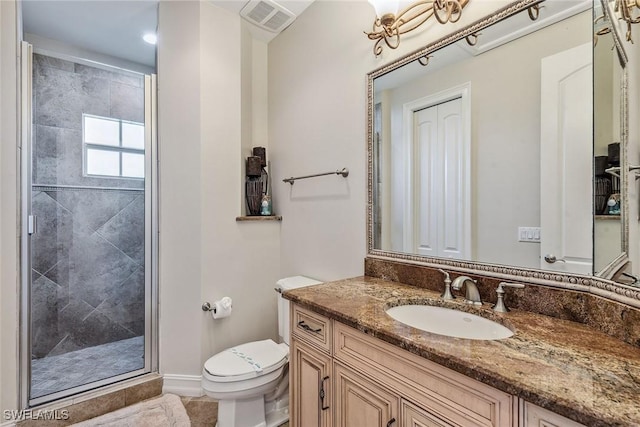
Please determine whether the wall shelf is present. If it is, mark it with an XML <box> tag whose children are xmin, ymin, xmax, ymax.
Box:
<box><xmin>236</xmin><ymin>215</ymin><xmax>282</xmax><ymax>222</ymax></box>
<box><xmin>595</xmin><ymin>215</ymin><xmax>621</xmax><ymax>220</ymax></box>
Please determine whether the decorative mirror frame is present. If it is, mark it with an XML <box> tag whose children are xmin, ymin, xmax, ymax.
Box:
<box><xmin>366</xmin><ymin>0</ymin><xmax>640</xmax><ymax>307</ymax></box>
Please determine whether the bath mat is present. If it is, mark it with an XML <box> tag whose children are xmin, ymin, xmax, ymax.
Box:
<box><xmin>71</xmin><ymin>393</ymin><xmax>190</xmax><ymax>426</ymax></box>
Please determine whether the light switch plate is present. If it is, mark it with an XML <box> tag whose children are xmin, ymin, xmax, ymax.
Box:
<box><xmin>518</xmin><ymin>227</ymin><xmax>541</xmax><ymax>242</ymax></box>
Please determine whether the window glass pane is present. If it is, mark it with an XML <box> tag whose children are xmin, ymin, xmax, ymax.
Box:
<box><xmin>122</xmin><ymin>122</ymin><xmax>145</xmax><ymax>150</ymax></box>
<box><xmin>84</xmin><ymin>116</ymin><xmax>119</xmax><ymax>147</ymax></box>
<box><xmin>122</xmin><ymin>152</ymin><xmax>145</xmax><ymax>178</ymax></box>
<box><xmin>86</xmin><ymin>148</ymin><xmax>120</xmax><ymax>176</ymax></box>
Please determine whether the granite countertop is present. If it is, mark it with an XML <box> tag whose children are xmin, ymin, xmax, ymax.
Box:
<box><xmin>283</xmin><ymin>276</ymin><xmax>640</xmax><ymax>427</ymax></box>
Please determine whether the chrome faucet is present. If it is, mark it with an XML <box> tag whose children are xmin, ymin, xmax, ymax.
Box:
<box><xmin>451</xmin><ymin>276</ymin><xmax>482</xmax><ymax>306</ymax></box>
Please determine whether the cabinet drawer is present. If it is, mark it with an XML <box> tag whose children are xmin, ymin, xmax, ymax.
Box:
<box><xmin>521</xmin><ymin>401</ymin><xmax>585</xmax><ymax>427</ymax></box>
<box><xmin>334</xmin><ymin>323</ymin><xmax>513</xmax><ymax>427</ymax></box>
<box><xmin>291</xmin><ymin>304</ymin><xmax>332</xmax><ymax>353</ymax></box>
<box><xmin>402</xmin><ymin>399</ymin><xmax>452</xmax><ymax>427</ymax></box>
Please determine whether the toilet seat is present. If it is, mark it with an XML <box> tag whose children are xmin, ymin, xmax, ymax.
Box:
<box><xmin>203</xmin><ymin>339</ymin><xmax>288</xmax><ymax>383</ymax></box>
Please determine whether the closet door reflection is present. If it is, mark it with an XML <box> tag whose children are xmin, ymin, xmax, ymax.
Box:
<box><xmin>29</xmin><ymin>52</ymin><xmax>152</xmax><ymax>404</ymax></box>
<box><xmin>411</xmin><ymin>99</ymin><xmax>466</xmax><ymax>259</ymax></box>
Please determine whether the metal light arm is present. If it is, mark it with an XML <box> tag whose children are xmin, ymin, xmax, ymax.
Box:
<box><xmin>366</xmin><ymin>0</ymin><xmax>469</xmax><ymax>56</ymax></box>
<box><xmin>614</xmin><ymin>0</ymin><xmax>640</xmax><ymax>42</ymax></box>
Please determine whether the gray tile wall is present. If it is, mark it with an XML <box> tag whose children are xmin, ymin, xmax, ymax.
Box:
<box><xmin>31</xmin><ymin>54</ymin><xmax>146</xmax><ymax>359</ymax></box>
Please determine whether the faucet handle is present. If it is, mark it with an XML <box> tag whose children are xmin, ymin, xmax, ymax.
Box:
<box><xmin>493</xmin><ymin>282</ymin><xmax>525</xmax><ymax>313</ymax></box>
<box><xmin>438</xmin><ymin>269</ymin><xmax>455</xmax><ymax>300</ymax></box>
<box><xmin>438</xmin><ymin>269</ymin><xmax>451</xmax><ymax>283</ymax></box>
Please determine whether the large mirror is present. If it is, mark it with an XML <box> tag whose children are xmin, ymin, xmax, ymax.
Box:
<box><xmin>368</xmin><ymin>0</ymin><xmax>638</xmax><ymax>296</ymax></box>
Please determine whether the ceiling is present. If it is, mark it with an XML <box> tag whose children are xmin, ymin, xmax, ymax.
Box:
<box><xmin>21</xmin><ymin>0</ymin><xmax>314</xmax><ymax>70</ymax></box>
<box><xmin>22</xmin><ymin>1</ymin><xmax>160</xmax><ymax>68</ymax></box>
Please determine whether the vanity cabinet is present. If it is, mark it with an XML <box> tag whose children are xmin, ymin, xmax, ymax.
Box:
<box><xmin>333</xmin><ymin>321</ymin><xmax>513</xmax><ymax>427</ymax></box>
<box><xmin>289</xmin><ymin>303</ymin><xmax>586</xmax><ymax>427</ymax></box>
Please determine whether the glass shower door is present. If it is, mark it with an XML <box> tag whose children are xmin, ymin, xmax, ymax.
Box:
<box><xmin>24</xmin><ymin>48</ymin><xmax>157</xmax><ymax>405</ymax></box>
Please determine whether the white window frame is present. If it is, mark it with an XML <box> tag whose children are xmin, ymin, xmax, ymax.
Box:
<box><xmin>82</xmin><ymin>113</ymin><xmax>145</xmax><ymax>179</ymax></box>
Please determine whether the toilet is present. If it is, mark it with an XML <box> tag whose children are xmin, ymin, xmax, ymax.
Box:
<box><xmin>202</xmin><ymin>276</ymin><xmax>322</xmax><ymax>427</ymax></box>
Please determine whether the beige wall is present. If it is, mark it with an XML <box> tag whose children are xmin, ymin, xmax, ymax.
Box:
<box><xmin>0</xmin><ymin>0</ymin><xmax>4</xmax><ymax>414</ymax></box>
<box><xmin>158</xmin><ymin>1</ymin><xmax>280</xmax><ymax>395</ymax></box>
<box><xmin>1</xmin><ymin>0</ymin><xmax>19</xmax><ymax>415</ymax></box>
<box><xmin>380</xmin><ymin>11</ymin><xmax>590</xmax><ymax>269</ymax></box>
<box><xmin>628</xmin><ymin>31</ymin><xmax>640</xmax><ymax>274</ymax></box>
<box><xmin>268</xmin><ymin>1</ymin><xmax>516</xmax><ymax>281</ymax></box>
<box><xmin>268</xmin><ymin>0</ymin><xmax>370</xmax><ymax>281</ymax></box>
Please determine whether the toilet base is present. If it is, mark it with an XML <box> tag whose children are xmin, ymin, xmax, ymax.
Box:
<box><xmin>215</xmin><ymin>395</ymin><xmax>289</xmax><ymax>427</ymax></box>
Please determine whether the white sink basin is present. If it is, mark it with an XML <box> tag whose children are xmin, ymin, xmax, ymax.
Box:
<box><xmin>385</xmin><ymin>305</ymin><xmax>513</xmax><ymax>340</ymax></box>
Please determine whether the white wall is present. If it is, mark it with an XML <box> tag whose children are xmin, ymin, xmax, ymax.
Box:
<box><xmin>158</xmin><ymin>1</ymin><xmax>280</xmax><ymax>396</ymax></box>
<box><xmin>1</xmin><ymin>0</ymin><xmax>19</xmax><ymax>416</ymax></box>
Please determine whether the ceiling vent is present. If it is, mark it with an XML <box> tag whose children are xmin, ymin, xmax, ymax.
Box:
<box><xmin>240</xmin><ymin>0</ymin><xmax>296</xmax><ymax>33</ymax></box>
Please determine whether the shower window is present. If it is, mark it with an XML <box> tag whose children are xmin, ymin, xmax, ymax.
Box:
<box><xmin>83</xmin><ymin>114</ymin><xmax>145</xmax><ymax>179</ymax></box>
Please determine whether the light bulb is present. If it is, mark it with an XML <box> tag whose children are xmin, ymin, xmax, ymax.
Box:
<box><xmin>368</xmin><ymin>0</ymin><xmax>399</xmax><ymax>18</ymax></box>
<box><xmin>142</xmin><ymin>33</ymin><xmax>157</xmax><ymax>45</ymax></box>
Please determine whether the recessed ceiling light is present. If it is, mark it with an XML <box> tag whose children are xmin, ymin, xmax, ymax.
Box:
<box><xmin>143</xmin><ymin>33</ymin><xmax>157</xmax><ymax>45</ymax></box>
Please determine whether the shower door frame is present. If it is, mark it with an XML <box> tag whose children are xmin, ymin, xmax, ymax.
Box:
<box><xmin>18</xmin><ymin>42</ymin><xmax>159</xmax><ymax>408</ymax></box>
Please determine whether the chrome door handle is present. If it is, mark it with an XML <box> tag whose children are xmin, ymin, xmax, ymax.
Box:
<box><xmin>386</xmin><ymin>418</ymin><xmax>396</xmax><ymax>427</ymax></box>
<box><xmin>544</xmin><ymin>254</ymin><xmax>566</xmax><ymax>264</ymax></box>
<box><xmin>28</xmin><ymin>215</ymin><xmax>37</xmax><ymax>235</ymax></box>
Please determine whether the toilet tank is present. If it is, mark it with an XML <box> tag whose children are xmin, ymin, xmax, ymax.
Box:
<box><xmin>276</xmin><ymin>276</ymin><xmax>322</xmax><ymax>345</ymax></box>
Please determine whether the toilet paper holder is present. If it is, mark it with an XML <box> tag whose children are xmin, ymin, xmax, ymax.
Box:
<box><xmin>202</xmin><ymin>297</ymin><xmax>233</xmax><ymax>316</ymax></box>
<box><xmin>202</xmin><ymin>302</ymin><xmax>215</xmax><ymax>313</ymax></box>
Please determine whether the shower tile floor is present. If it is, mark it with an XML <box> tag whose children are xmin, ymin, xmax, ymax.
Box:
<box><xmin>31</xmin><ymin>336</ymin><xmax>144</xmax><ymax>399</ymax></box>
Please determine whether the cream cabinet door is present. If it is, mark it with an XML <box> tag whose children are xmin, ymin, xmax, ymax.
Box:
<box><xmin>401</xmin><ymin>399</ymin><xmax>456</xmax><ymax>427</ymax></box>
<box><xmin>521</xmin><ymin>401</ymin><xmax>585</xmax><ymax>427</ymax></box>
<box><xmin>334</xmin><ymin>362</ymin><xmax>399</xmax><ymax>427</ymax></box>
<box><xmin>290</xmin><ymin>338</ymin><xmax>332</xmax><ymax>427</ymax></box>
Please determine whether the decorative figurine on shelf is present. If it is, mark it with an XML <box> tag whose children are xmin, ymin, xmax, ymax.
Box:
<box><xmin>246</xmin><ymin>155</ymin><xmax>263</xmax><ymax>216</ymax></box>
<box><xmin>260</xmin><ymin>194</ymin><xmax>272</xmax><ymax>216</ymax></box>
<box><xmin>607</xmin><ymin>193</ymin><xmax>621</xmax><ymax>215</ymax></box>
<box><xmin>245</xmin><ymin>146</ymin><xmax>272</xmax><ymax>216</ymax></box>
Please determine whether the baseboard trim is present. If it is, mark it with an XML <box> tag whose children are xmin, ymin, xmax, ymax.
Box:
<box><xmin>162</xmin><ymin>374</ymin><xmax>203</xmax><ymax>397</ymax></box>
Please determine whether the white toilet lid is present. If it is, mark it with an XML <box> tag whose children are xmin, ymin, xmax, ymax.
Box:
<box><xmin>204</xmin><ymin>339</ymin><xmax>288</xmax><ymax>381</ymax></box>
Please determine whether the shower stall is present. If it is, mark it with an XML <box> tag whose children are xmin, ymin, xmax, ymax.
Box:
<box><xmin>21</xmin><ymin>46</ymin><xmax>158</xmax><ymax>405</ymax></box>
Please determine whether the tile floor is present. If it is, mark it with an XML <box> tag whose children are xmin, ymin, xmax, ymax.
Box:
<box><xmin>31</xmin><ymin>336</ymin><xmax>144</xmax><ymax>398</ymax></box>
<box><xmin>179</xmin><ymin>395</ymin><xmax>289</xmax><ymax>427</ymax></box>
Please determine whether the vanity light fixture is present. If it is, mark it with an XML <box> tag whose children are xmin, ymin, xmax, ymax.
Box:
<box><xmin>613</xmin><ymin>0</ymin><xmax>640</xmax><ymax>42</ymax></box>
<box><xmin>365</xmin><ymin>0</ymin><xmax>470</xmax><ymax>56</ymax></box>
<box><xmin>594</xmin><ymin>14</ymin><xmax>612</xmax><ymax>46</ymax></box>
